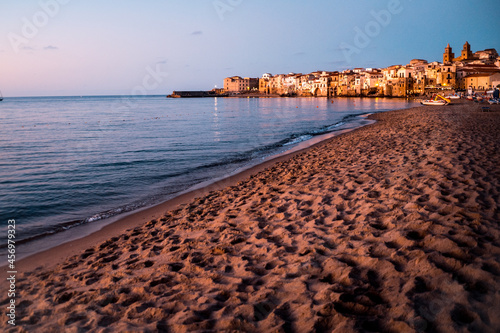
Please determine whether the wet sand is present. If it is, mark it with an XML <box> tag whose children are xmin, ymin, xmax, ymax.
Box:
<box><xmin>1</xmin><ymin>102</ymin><xmax>499</xmax><ymax>332</ymax></box>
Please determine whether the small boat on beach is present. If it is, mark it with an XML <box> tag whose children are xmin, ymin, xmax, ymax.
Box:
<box><xmin>420</xmin><ymin>94</ymin><xmax>450</xmax><ymax>106</ymax></box>
<box><xmin>421</xmin><ymin>100</ymin><xmax>449</xmax><ymax>106</ymax></box>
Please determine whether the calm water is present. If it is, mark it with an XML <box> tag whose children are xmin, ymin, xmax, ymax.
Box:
<box><xmin>0</xmin><ymin>96</ymin><xmax>417</xmax><ymax>247</ymax></box>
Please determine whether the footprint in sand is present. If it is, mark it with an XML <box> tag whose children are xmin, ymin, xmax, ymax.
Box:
<box><xmin>63</xmin><ymin>312</ymin><xmax>88</xmax><ymax>326</ymax></box>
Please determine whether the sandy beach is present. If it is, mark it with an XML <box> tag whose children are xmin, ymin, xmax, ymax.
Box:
<box><xmin>1</xmin><ymin>102</ymin><xmax>499</xmax><ymax>332</ymax></box>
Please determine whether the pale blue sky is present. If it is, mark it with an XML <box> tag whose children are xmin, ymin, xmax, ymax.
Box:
<box><xmin>1</xmin><ymin>0</ymin><xmax>499</xmax><ymax>97</ymax></box>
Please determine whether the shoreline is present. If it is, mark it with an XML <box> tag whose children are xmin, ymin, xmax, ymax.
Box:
<box><xmin>2</xmin><ymin>101</ymin><xmax>499</xmax><ymax>332</ymax></box>
<box><xmin>3</xmin><ymin>113</ymin><xmax>376</xmax><ymax>273</ymax></box>
<box><xmin>2</xmin><ymin>96</ymin><xmax>409</xmax><ymax>263</ymax></box>
<box><xmin>169</xmin><ymin>94</ymin><xmax>419</xmax><ymax>99</ymax></box>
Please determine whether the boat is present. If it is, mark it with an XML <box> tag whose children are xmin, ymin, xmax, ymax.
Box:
<box><xmin>421</xmin><ymin>100</ymin><xmax>449</xmax><ymax>106</ymax></box>
<box><xmin>420</xmin><ymin>94</ymin><xmax>450</xmax><ymax>106</ymax></box>
<box><xmin>443</xmin><ymin>94</ymin><xmax>460</xmax><ymax>104</ymax></box>
<box><xmin>0</xmin><ymin>90</ymin><xmax>3</xmax><ymax>102</ymax></box>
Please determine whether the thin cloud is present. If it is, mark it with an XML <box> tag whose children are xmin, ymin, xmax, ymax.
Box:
<box><xmin>327</xmin><ymin>60</ymin><xmax>348</xmax><ymax>65</ymax></box>
<box><xmin>293</xmin><ymin>52</ymin><xmax>306</xmax><ymax>56</ymax></box>
<box><xmin>20</xmin><ymin>46</ymin><xmax>35</xmax><ymax>50</ymax></box>
<box><xmin>191</xmin><ymin>31</ymin><xmax>203</xmax><ymax>36</ymax></box>
<box><xmin>44</xmin><ymin>45</ymin><xmax>59</xmax><ymax>50</ymax></box>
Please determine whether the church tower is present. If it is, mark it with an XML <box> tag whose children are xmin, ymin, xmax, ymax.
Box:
<box><xmin>461</xmin><ymin>41</ymin><xmax>473</xmax><ymax>60</ymax></box>
<box><xmin>443</xmin><ymin>43</ymin><xmax>454</xmax><ymax>63</ymax></box>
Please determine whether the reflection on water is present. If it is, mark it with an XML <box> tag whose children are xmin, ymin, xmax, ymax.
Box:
<box><xmin>0</xmin><ymin>96</ymin><xmax>418</xmax><ymax>244</ymax></box>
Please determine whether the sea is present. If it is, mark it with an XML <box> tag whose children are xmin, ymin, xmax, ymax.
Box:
<box><xmin>0</xmin><ymin>96</ymin><xmax>418</xmax><ymax>259</ymax></box>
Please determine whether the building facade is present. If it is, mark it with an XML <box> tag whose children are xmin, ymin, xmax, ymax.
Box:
<box><xmin>223</xmin><ymin>76</ymin><xmax>259</xmax><ymax>92</ymax></box>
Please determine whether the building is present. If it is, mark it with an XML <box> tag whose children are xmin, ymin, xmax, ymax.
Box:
<box><xmin>310</xmin><ymin>72</ymin><xmax>331</xmax><ymax>97</ymax></box>
<box><xmin>438</xmin><ymin>64</ymin><xmax>457</xmax><ymax>88</ymax></box>
<box><xmin>259</xmin><ymin>73</ymin><xmax>272</xmax><ymax>94</ymax></box>
<box><xmin>361</xmin><ymin>70</ymin><xmax>381</xmax><ymax>93</ymax></box>
<box><xmin>410</xmin><ymin>59</ymin><xmax>427</xmax><ymax>65</ymax></box>
<box><xmin>464</xmin><ymin>73</ymin><xmax>500</xmax><ymax>91</ymax></box>
<box><xmin>456</xmin><ymin>64</ymin><xmax>500</xmax><ymax>89</ymax></box>
<box><xmin>223</xmin><ymin>76</ymin><xmax>259</xmax><ymax>92</ymax></box>
<box><xmin>268</xmin><ymin>74</ymin><xmax>285</xmax><ymax>94</ymax></box>
<box><xmin>443</xmin><ymin>44</ymin><xmax>454</xmax><ymax>63</ymax></box>
<box><xmin>454</xmin><ymin>41</ymin><xmax>474</xmax><ymax>62</ymax></box>
<box><xmin>283</xmin><ymin>73</ymin><xmax>301</xmax><ymax>95</ymax></box>
<box><xmin>475</xmin><ymin>49</ymin><xmax>498</xmax><ymax>62</ymax></box>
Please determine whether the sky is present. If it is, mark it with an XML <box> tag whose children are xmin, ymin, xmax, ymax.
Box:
<box><xmin>1</xmin><ymin>0</ymin><xmax>499</xmax><ymax>97</ymax></box>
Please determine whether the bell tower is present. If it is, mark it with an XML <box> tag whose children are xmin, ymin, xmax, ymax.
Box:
<box><xmin>461</xmin><ymin>41</ymin><xmax>473</xmax><ymax>60</ymax></box>
<box><xmin>443</xmin><ymin>43</ymin><xmax>454</xmax><ymax>63</ymax></box>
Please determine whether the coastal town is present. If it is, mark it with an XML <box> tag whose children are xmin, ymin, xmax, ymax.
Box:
<box><xmin>224</xmin><ymin>42</ymin><xmax>499</xmax><ymax>97</ymax></box>
<box><xmin>169</xmin><ymin>42</ymin><xmax>499</xmax><ymax>98</ymax></box>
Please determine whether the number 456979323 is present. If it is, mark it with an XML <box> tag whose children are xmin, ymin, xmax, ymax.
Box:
<box><xmin>7</xmin><ymin>220</ymin><xmax>16</xmax><ymax>269</ymax></box>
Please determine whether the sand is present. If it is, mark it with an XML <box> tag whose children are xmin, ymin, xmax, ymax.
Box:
<box><xmin>1</xmin><ymin>102</ymin><xmax>499</xmax><ymax>332</ymax></box>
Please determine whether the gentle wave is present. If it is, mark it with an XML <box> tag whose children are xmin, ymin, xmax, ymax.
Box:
<box><xmin>0</xmin><ymin>96</ymin><xmax>418</xmax><ymax>249</ymax></box>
